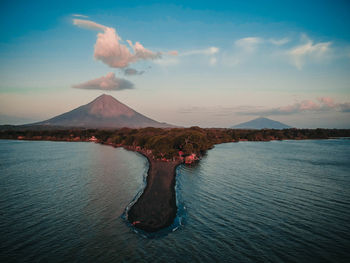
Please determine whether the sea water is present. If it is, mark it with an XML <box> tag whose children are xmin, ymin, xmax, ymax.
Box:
<box><xmin>0</xmin><ymin>139</ymin><xmax>349</xmax><ymax>262</ymax></box>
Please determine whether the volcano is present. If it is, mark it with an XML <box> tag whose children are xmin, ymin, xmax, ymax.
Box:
<box><xmin>231</xmin><ymin>117</ymin><xmax>292</xmax><ymax>129</ymax></box>
<box><xmin>35</xmin><ymin>94</ymin><xmax>173</xmax><ymax>128</ymax></box>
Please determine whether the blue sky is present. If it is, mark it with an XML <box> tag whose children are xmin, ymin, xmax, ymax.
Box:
<box><xmin>0</xmin><ymin>0</ymin><xmax>349</xmax><ymax>127</ymax></box>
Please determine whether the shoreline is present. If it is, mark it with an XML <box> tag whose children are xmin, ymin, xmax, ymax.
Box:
<box><xmin>98</xmin><ymin>142</ymin><xmax>183</xmax><ymax>232</ymax></box>
<box><xmin>125</xmin><ymin>150</ymin><xmax>181</xmax><ymax>232</ymax></box>
<box><xmin>2</xmin><ymin>134</ymin><xmax>350</xmax><ymax>233</ymax></box>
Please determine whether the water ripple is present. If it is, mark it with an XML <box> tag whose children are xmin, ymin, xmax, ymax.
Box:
<box><xmin>1</xmin><ymin>139</ymin><xmax>350</xmax><ymax>262</ymax></box>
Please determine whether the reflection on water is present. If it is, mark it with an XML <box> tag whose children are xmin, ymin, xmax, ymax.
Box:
<box><xmin>0</xmin><ymin>139</ymin><xmax>349</xmax><ymax>262</ymax></box>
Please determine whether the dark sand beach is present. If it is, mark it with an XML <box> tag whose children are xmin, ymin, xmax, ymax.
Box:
<box><xmin>127</xmin><ymin>155</ymin><xmax>181</xmax><ymax>232</ymax></box>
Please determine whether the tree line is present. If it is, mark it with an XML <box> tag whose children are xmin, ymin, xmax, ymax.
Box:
<box><xmin>1</xmin><ymin>126</ymin><xmax>349</xmax><ymax>160</ymax></box>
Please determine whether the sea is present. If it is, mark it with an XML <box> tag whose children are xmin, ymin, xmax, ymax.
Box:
<box><xmin>0</xmin><ymin>139</ymin><xmax>349</xmax><ymax>262</ymax></box>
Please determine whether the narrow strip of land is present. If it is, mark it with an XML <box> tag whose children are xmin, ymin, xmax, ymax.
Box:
<box><xmin>127</xmin><ymin>154</ymin><xmax>181</xmax><ymax>232</ymax></box>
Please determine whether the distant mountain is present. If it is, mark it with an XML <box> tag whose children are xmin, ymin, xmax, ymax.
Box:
<box><xmin>33</xmin><ymin>94</ymin><xmax>173</xmax><ymax>128</ymax></box>
<box><xmin>231</xmin><ymin>117</ymin><xmax>292</xmax><ymax>129</ymax></box>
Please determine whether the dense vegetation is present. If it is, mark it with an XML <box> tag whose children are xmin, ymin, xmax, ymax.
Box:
<box><xmin>1</xmin><ymin>126</ymin><xmax>349</xmax><ymax>161</ymax></box>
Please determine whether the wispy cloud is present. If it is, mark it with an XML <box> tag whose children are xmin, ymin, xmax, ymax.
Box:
<box><xmin>221</xmin><ymin>37</ymin><xmax>263</xmax><ymax>66</ymax></box>
<box><xmin>180</xmin><ymin>47</ymin><xmax>219</xmax><ymax>65</ymax></box>
<box><xmin>238</xmin><ymin>97</ymin><xmax>350</xmax><ymax>115</ymax></box>
<box><xmin>235</xmin><ymin>37</ymin><xmax>263</xmax><ymax>53</ymax></box>
<box><xmin>181</xmin><ymin>47</ymin><xmax>219</xmax><ymax>56</ymax></box>
<box><xmin>73</xmin><ymin>19</ymin><xmax>106</xmax><ymax>31</ymax></box>
<box><xmin>154</xmin><ymin>47</ymin><xmax>219</xmax><ymax>67</ymax></box>
<box><xmin>168</xmin><ymin>50</ymin><xmax>179</xmax><ymax>56</ymax></box>
<box><xmin>269</xmin><ymin>37</ymin><xmax>290</xmax><ymax>46</ymax></box>
<box><xmin>72</xmin><ymin>14</ymin><xmax>89</xmax><ymax>18</ymax></box>
<box><xmin>318</xmin><ymin>97</ymin><xmax>335</xmax><ymax>108</ymax></box>
<box><xmin>288</xmin><ymin>35</ymin><xmax>332</xmax><ymax>69</ymax></box>
<box><xmin>73</xmin><ymin>19</ymin><xmax>175</xmax><ymax>68</ymax></box>
<box><xmin>339</xmin><ymin>103</ymin><xmax>350</xmax><ymax>112</ymax></box>
<box><xmin>153</xmin><ymin>56</ymin><xmax>180</xmax><ymax>66</ymax></box>
<box><xmin>178</xmin><ymin>105</ymin><xmax>264</xmax><ymax>116</ymax></box>
<box><xmin>184</xmin><ymin>47</ymin><xmax>219</xmax><ymax>65</ymax></box>
<box><xmin>123</xmin><ymin>68</ymin><xmax>144</xmax><ymax>76</ymax></box>
<box><xmin>222</xmin><ymin>34</ymin><xmax>337</xmax><ymax>69</ymax></box>
<box><xmin>72</xmin><ymin>72</ymin><xmax>134</xmax><ymax>91</ymax></box>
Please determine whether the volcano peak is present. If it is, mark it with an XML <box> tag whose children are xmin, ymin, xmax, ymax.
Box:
<box><xmin>34</xmin><ymin>94</ymin><xmax>173</xmax><ymax>128</ymax></box>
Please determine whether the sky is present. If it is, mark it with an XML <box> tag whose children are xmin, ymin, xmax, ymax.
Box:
<box><xmin>0</xmin><ymin>0</ymin><xmax>350</xmax><ymax>128</ymax></box>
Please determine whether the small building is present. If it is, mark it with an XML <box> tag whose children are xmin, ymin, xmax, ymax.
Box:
<box><xmin>185</xmin><ymin>153</ymin><xmax>197</xmax><ymax>164</ymax></box>
<box><xmin>89</xmin><ymin>136</ymin><xmax>98</xmax><ymax>142</ymax></box>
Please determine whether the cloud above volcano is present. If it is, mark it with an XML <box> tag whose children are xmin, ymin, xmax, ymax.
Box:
<box><xmin>72</xmin><ymin>72</ymin><xmax>134</xmax><ymax>91</ymax></box>
<box><xmin>73</xmin><ymin>18</ymin><xmax>170</xmax><ymax>68</ymax></box>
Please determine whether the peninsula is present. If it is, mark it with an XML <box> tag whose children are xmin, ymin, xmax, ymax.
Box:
<box><xmin>1</xmin><ymin>126</ymin><xmax>350</xmax><ymax>232</ymax></box>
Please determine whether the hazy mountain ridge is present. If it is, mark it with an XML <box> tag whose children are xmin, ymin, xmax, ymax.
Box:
<box><xmin>231</xmin><ymin>117</ymin><xmax>292</xmax><ymax>129</ymax></box>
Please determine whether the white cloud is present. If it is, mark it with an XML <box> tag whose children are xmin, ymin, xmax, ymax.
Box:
<box><xmin>235</xmin><ymin>37</ymin><xmax>263</xmax><ymax>53</ymax></box>
<box><xmin>288</xmin><ymin>35</ymin><xmax>332</xmax><ymax>69</ymax></box>
<box><xmin>72</xmin><ymin>14</ymin><xmax>89</xmax><ymax>18</ymax></box>
<box><xmin>221</xmin><ymin>37</ymin><xmax>263</xmax><ymax>67</ymax></box>
<box><xmin>93</xmin><ymin>27</ymin><xmax>134</xmax><ymax>68</ymax></box>
<box><xmin>181</xmin><ymin>47</ymin><xmax>219</xmax><ymax>56</ymax></box>
<box><xmin>238</xmin><ymin>97</ymin><xmax>349</xmax><ymax>115</ymax></box>
<box><xmin>269</xmin><ymin>37</ymin><xmax>290</xmax><ymax>46</ymax></box>
<box><xmin>154</xmin><ymin>47</ymin><xmax>218</xmax><ymax>67</ymax></box>
<box><xmin>317</xmin><ymin>97</ymin><xmax>335</xmax><ymax>108</ymax></box>
<box><xmin>153</xmin><ymin>57</ymin><xmax>180</xmax><ymax>66</ymax></box>
<box><xmin>126</xmin><ymin>40</ymin><xmax>161</xmax><ymax>61</ymax></box>
<box><xmin>72</xmin><ymin>72</ymin><xmax>134</xmax><ymax>90</ymax></box>
<box><xmin>73</xmin><ymin>19</ymin><xmax>107</xmax><ymax>31</ymax></box>
<box><xmin>177</xmin><ymin>47</ymin><xmax>219</xmax><ymax>66</ymax></box>
<box><xmin>73</xmin><ymin>19</ymin><xmax>167</xmax><ymax>68</ymax></box>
